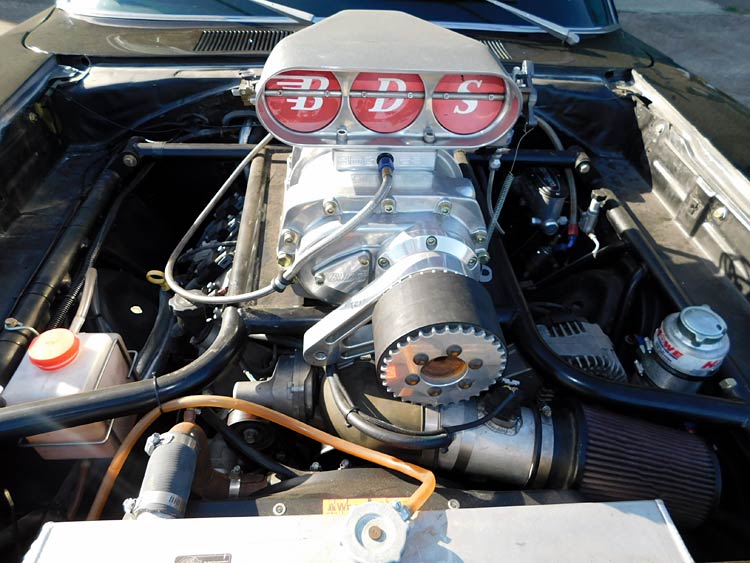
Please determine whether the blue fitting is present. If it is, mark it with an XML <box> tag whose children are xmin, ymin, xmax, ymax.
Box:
<box><xmin>377</xmin><ymin>152</ymin><xmax>395</xmax><ymax>174</ymax></box>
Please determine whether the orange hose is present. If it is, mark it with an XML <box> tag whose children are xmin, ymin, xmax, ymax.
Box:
<box><xmin>87</xmin><ymin>395</ymin><xmax>436</xmax><ymax>521</ymax></box>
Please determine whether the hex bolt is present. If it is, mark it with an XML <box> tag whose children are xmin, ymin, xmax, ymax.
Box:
<box><xmin>382</xmin><ymin>198</ymin><xmax>396</xmax><ymax>214</ymax></box>
<box><xmin>458</xmin><ymin>380</ymin><xmax>473</xmax><ymax>390</ymax></box>
<box><xmin>428</xmin><ymin>388</ymin><xmax>442</xmax><ymax>397</ymax></box>
<box><xmin>272</xmin><ymin>503</ymin><xmax>287</xmax><ymax>516</ymax></box>
<box><xmin>377</xmin><ymin>256</ymin><xmax>390</xmax><ymax>269</ymax></box>
<box><xmin>281</xmin><ymin>230</ymin><xmax>298</xmax><ymax>245</ymax></box>
<box><xmin>313</xmin><ymin>351</ymin><xmax>327</xmax><ymax>362</ymax></box>
<box><xmin>122</xmin><ymin>153</ymin><xmax>138</xmax><ymax>168</ymax></box>
<box><xmin>576</xmin><ymin>161</ymin><xmax>591</xmax><ymax>174</ymax></box>
<box><xmin>323</xmin><ymin>199</ymin><xmax>339</xmax><ymax>215</ymax></box>
<box><xmin>473</xmin><ymin>230</ymin><xmax>487</xmax><ymax>244</ymax></box>
<box><xmin>426</xmin><ymin>236</ymin><xmax>438</xmax><ymax>250</ymax></box>
<box><xmin>413</xmin><ymin>353</ymin><xmax>429</xmax><ymax>366</ymax></box>
<box><xmin>405</xmin><ymin>374</ymin><xmax>420</xmax><ymax>386</ymax></box>
<box><xmin>712</xmin><ymin>207</ymin><xmax>729</xmax><ymax>222</ymax></box>
<box><xmin>447</xmin><ymin>345</ymin><xmax>462</xmax><ymax>357</ymax></box>
<box><xmin>468</xmin><ymin>359</ymin><xmax>483</xmax><ymax>370</ymax></box>
<box><xmin>437</xmin><ymin>200</ymin><xmax>452</xmax><ymax>215</ymax></box>
<box><xmin>368</xmin><ymin>525</ymin><xmax>384</xmax><ymax>541</ymax></box>
<box><xmin>314</xmin><ymin>273</ymin><xmax>326</xmax><ymax>286</ymax></box>
<box><xmin>477</xmin><ymin>249</ymin><xmax>490</xmax><ymax>265</ymax></box>
<box><xmin>277</xmin><ymin>252</ymin><xmax>294</xmax><ymax>268</ymax></box>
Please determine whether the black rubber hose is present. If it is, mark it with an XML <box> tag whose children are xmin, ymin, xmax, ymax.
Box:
<box><xmin>49</xmin><ymin>163</ymin><xmax>155</xmax><ymax>328</ymax></box>
<box><xmin>134</xmin><ymin>289</ymin><xmax>173</xmax><ymax>379</ymax></box>
<box><xmin>199</xmin><ymin>409</ymin><xmax>298</xmax><ymax>480</ymax></box>
<box><xmin>494</xmin><ymin>241</ymin><xmax>750</xmax><ymax>428</ymax></box>
<box><xmin>0</xmin><ymin>307</ymin><xmax>243</xmax><ymax>440</ymax></box>
<box><xmin>612</xmin><ymin>264</ymin><xmax>647</xmax><ymax>353</ymax></box>
<box><xmin>327</xmin><ymin>372</ymin><xmax>453</xmax><ymax>450</ymax></box>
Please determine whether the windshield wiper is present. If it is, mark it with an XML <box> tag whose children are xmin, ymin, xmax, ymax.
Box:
<box><xmin>481</xmin><ymin>0</ymin><xmax>580</xmax><ymax>46</ymax></box>
<box><xmin>241</xmin><ymin>0</ymin><xmax>315</xmax><ymax>24</ymax></box>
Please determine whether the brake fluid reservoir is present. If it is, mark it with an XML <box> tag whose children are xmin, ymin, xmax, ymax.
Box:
<box><xmin>2</xmin><ymin>330</ymin><xmax>133</xmax><ymax>459</ymax></box>
<box><xmin>637</xmin><ymin>306</ymin><xmax>730</xmax><ymax>393</ymax></box>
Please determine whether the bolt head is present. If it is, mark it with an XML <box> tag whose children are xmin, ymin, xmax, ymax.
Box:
<box><xmin>425</xmin><ymin>236</ymin><xmax>438</xmax><ymax>250</ymax></box>
<box><xmin>468</xmin><ymin>359</ymin><xmax>483</xmax><ymax>370</ymax></box>
<box><xmin>712</xmin><ymin>207</ymin><xmax>729</xmax><ymax>222</ymax></box>
<box><xmin>541</xmin><ymin>404</ymin><xmax>552</xmax><ymax>418</ymax></box>
<box><xmin>577</xmin><ymin>161</ymin><xmax>591</xmax><ymax>174</ymax></box>
<box><xmin>277</xmin><ymin>252</ymin><xmax>294</xmax><ymax>268</ymax></box>
<box><xmin>122</xmin><ymin>153</ymin><xmax>138</xmax><ymax>168</ymax></box>
<box><xmin>377</xmin><ymin>256</ymin><xmax>390</xmax><ymax>269</ymax></box>
<box><xmin>473</xmin><ymin>231</ymin><xmax>487</xmax><ymax>244</ymax></box>
<box><xmin>405</xmin><ymin>374</ymin><xmax>420</xmax><ymax>386</ymax></box>
<box><xmin>382</xmin><ymin>199</ymin><xmax>396</xmax><ymax>214</ymax></box>
<box><xmin>314</xmin><ymin>273</ymin><xmax>326</xmax><ymax>285</ymax></box>
<box><xmin>27</xmin><ymin>111</ymin><xmax>38</xmax><ymax>123</ymax></box>
<box><xmin>367</xmin><ymin>525</ymin><xmax>384</xmax><ymax>541</ymax></box>
<box><xmin>477</xmin><ymin>250</ymin><xmax>490</xmax><ymax>265</ymax></box>
<box><xmin>243</xmin><ymin>428</ymin><xmax>259</xmax><ymax>444</ymax></box>
<box><xmin>358</xmin><ymin>255</ymin><xmax>370</xmax><ymax>266</ymax></box>
<box><xmin>467</xmin><ymin>257</ymin><xmax>478</xmax><ymax>268</ymax></box>
<box><xmin>323</xmin><ymin>200</ymin><xmax>338</xmax><ymax>215</ymax></box>
<box><xmin>272</xmin><ymin>503</ymin><xmax>286</xmax><ymax>516</ymax></box>
<box><xmin>458</xmin><ymin>380</ymin><xmax>473</xmax><ymax>390</ymax></box>
<box><xmin>446</xmin><ymin>345</ymin><xmax>462</xmax><ymax>357</ymax></box>
<box><xmin>437</xmin><ymin>201</ymin><xmax>452</xmax><ymax>215</ymax></box>
<box><xmin>313</xmin><ymin>351</ymin><xmax>327</xmax><ymax>362</ymax></box>
<box><xmin>428</xmin><ymin>388</ymin><xmax>442</xmax><ymax>397</ymax></box>
<box><xmin>281</xmin><ymin>230</ymin><xmax>297</xmax><ymax>245</ymax></box>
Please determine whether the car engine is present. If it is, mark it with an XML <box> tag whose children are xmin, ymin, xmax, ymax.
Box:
<box><xmin>2</xmin><ymin>9</ymin><xmax>749</xmax><ymax>563</ymax></box>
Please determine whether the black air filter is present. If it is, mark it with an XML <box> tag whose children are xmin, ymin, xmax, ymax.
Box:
<box><xmin>574</xmin><ymin>405</ymin><xmax>721</xmax><ymax>528</ymax></box>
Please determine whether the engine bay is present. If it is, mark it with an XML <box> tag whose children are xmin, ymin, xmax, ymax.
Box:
<box><xmin>1</xmin><ymin>10</ymin><xmax>750</xmax><ymax>563</ymax></box>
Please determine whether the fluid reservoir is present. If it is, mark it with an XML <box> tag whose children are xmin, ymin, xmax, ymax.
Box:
<box><xmin>637</xmin><ymin>306</ymin><xmax>730</xmax><ymax>393</ymax></box>
<box><xmin>1</xmin><ymin>330</ymin><xmax>133</xmax><ymax>459</ymax></box>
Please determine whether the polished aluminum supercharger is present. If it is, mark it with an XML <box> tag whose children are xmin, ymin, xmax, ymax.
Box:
<box><xmin>244</xmin><ymin>10</ymin><xmax>524</xmax><ymax>406</ymax></box>
<box><xmin>638</xmin><ymin>305</ymin><xmax>731</xmax><ymax>392</ymax></box>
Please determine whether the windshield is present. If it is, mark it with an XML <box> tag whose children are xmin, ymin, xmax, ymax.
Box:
<box><xmin>56</xmin><ymin>1</ymin><xmax>618</xmax><ymax>31</ymax></box>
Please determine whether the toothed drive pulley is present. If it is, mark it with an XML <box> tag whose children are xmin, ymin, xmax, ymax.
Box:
<box><xmin>373</xmin><ymin>271</ymin><xmax>507</xmax><ymax>406</ymax></box>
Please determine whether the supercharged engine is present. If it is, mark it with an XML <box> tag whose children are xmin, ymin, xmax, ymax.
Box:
<box><xmin>3</xmin><ymin>9</ymin><xmax>750</xmax><ymax>563</ymax></box>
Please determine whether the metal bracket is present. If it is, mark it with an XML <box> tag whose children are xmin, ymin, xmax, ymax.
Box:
<box><xmin>303</xmin><ymin>251</ymin><xmax>473</xmax><ymax>365</ymax></box>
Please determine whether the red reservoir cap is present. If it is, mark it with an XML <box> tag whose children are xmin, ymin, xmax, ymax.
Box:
<box><xmin>28</xmin><ymin>328</ymin><xmax>80</xmax><ymax>371</ymax></box>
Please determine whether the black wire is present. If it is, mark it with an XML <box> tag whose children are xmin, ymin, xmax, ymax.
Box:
<box><xmin>329</xmin><ymin>371</ymin><xmax>517</xmax><ymax>439</ymax></box>
<box><xmin>199</xmin><ymin>409</ymin><xmax>299</xmax><ymax>480</ymax></box>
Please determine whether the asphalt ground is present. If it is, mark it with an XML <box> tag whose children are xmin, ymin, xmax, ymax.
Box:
<box><xmin>0</xmin><ymin>1</ymin><xmax>748</xmax><ymax>107</ymax></box>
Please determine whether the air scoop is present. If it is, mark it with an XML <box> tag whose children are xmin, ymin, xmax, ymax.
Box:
<box><xmin>252</xmin><ymin>10</ymin><xmax>523</xmax><ymax>148</ymax></box>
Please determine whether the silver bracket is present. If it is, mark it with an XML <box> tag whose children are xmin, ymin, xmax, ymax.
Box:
<box><xmin>303</xmin><ymin>251</ymin><xmax>473</xmax><ymax>366</ymax></box>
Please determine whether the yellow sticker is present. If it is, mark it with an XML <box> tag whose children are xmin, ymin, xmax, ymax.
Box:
<box><xmin>321</xmin><ymin>497</ymin><xmax>409</xmax><ymax>515</ymax></box>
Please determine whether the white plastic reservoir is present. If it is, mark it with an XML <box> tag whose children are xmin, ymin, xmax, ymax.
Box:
<box><xmin>2</xmin><ymin>330</ymin><xmax>134</xmax><ymax>459</ymax></box>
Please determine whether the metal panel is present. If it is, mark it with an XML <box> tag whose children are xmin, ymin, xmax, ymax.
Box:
<box><xmin>26</xmin><ymin>500</ymin><xmax>692</xmax><ymax>562</ymax></box>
